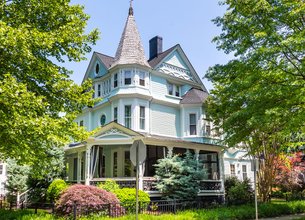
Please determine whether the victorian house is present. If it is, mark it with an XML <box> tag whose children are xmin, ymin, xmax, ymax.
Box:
<box><xmin>65</xmin><ymin>5</ymin><xmax>225</xmax><ymax>200</ymax></box>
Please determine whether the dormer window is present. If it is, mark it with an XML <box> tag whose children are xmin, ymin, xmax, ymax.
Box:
<box><xmin>124</xmin><ymin>70</ymin><xmax>132</xmax><ymax>85</ymax></box>
<box><xmin>95</xmin><ymin>63</ymin><xmax>99</xmax><ymax>74</ymax></box>
<box><xmin>114</xmin><ymin>73</ymin><xmax>118</xmax><ymax>88</ymax></box>
<box><xmin>139</xmin><ymin>71</ymin><xmax>145</xmax><ymax>86</ymax></box>
<box><xmin>167</xmin><ymin>82</ymin><xmax>180</xmax><ymax>97</ymax></box>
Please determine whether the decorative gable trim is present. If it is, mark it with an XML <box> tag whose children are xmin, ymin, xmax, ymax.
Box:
<box><xmin>152</xmin><ymin>45</ymin><xmax>207</xmax><ymax>91</ymax></box>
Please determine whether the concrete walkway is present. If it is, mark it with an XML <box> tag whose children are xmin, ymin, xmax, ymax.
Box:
<box><xmin>257</xmin><ymin>213</ymin><xmax>305</xmax><ymax>220</ymax></box>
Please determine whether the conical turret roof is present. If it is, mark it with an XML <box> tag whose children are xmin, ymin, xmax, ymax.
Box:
<box><xmin>111</xmin><ymin>5</ymin><xmax>150</xmax><ymax>68</ymax></box>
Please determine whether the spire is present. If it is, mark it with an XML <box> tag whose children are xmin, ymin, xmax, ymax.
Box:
<box><xmin>111</xmin><ymin>1</ymin><xmax>150</xmax><ymax>69</ymax></box>
<box><xmin>129</xmin><ymin>0</ymin><xmax>133</xmax><ymax>16</ymax></box>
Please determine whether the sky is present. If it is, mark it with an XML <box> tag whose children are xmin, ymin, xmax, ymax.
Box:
<box><xmin>67</xmin><ymin>0</ymin><xmax>232</xmax><ymax>91</ymax></box>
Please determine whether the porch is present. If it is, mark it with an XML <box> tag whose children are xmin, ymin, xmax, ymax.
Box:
<box><xmin>65</xmin><ymin>122</ymin><xmax>225</xmax><ymax>197</ymax></box>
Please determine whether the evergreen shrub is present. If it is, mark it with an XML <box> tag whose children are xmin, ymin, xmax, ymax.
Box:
<box><xmin>55</xmin><ymin>184</ymin><xmax>122</xmax><ymax>216</ymax></box>
<box><xmin>225</xmin><ymin>176</ymin><xmax>254</xmax><ymax>205</ymax></box>
<box><xmin>113</xmin><ymin>188</ymin><xmax>150</xmax><ymax>213</ymax></box>
<box><xmin>47</xmin><ymin>179</ymin><xmax>68</xmax><ymax>202</ymax></box>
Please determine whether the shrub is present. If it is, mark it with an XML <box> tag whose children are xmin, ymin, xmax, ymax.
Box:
<box><xmin>47</xmin><ymin>179</ymin><xmax>68</xmax><ymax>203</ymax></box>
<box><xmin>154</xmin><ymin>151</ymin><xmax>206</xmax><ymax>200</ymax></box>
<box><xmin>98</xmin><ymin>179</ymin><xmax>120</xmax><ymax>192</ymax></box>
<box><xmin>55</xmin><ymin>184</ymin><xmax>122</xmax><ymax>216</ymax></box>
<box><xmin>225</xmin><ymin>177</ymin><xmax>254</xmax><ymax>205</ymax></box>
<box><xmin>113</xmin><ymin>188</ymin><xmax>150</xmax><ymax>213</ymax></box>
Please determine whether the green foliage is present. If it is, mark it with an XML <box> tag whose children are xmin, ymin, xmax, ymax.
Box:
<box><xmin>0</xmin><ymin>0</ymin><xmax>99</xmax><ymax>164</ymax></box>
<box><xmin>47</xmin><ymin>179</ymin><xmax>68</xmax><ymax>203</ymax></box>
<box><xmin>98</xmin><ymin>179</ymin><xmax>120</xmax><ymax>192</ymax></box>
<box><xmin>225</xmin><ymin>177</ymin><xmax>254</xmax><ymax>205</ymax></box>
<box><xmin>113</xmin><ymin>188</ymin><xmax>150</xmax><ymax>213</ymax></box>
<box><xmin>6</xmin><ymin>158</ymin><xmax>30</xmax><ymax>200</ymax></box>
<box><xmin>154</xmin><ymin>151</ymin><xmax>206</xmax><ymax>200</ymax></box>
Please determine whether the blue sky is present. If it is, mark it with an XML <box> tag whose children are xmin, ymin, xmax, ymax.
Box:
<box><xmin>67</xmin><ymin>1</ymin><xmax>231</xmax><ymax>91</ymax></box>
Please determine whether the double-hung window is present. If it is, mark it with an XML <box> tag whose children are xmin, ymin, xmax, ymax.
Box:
<box><xmin>139</xmin><ymin>71</ymin><xmax>145</xmax><ymax>86</ymax></box>
<box><xmin>113</xmin><ymin>107</ymin><xmax>118</xmax><ymax>123</ymax></box>
<box><xmin>124</xmin><ymin>70</ymin><xmax>132</xmax><ymax>85</ymax></box>
<box><xmin>114</xmin><ymin>73</ymin><xmax>118</xmax><ymax>88</ymax></box>
<box><xmin>140</xmin><ymin>106</ymin><xmax>145</xmax><ymax>130</ymax></box>
<box><xmin>167</xmin><ymin>83</ymin><xmax>173</xmax><ymax>95</ymax></box>
<box><xmin>189</xmin><ymin>114</ymin><xmax>197</xmax><ymax>135</ymax></box>
<box><xmin>230</xmin><ymin>164</ymin><xmax>236</xmax><ymax>176</ymax></box>
<box><xmin>125</xmin><ymin>105</ymin><xmax>131</xmax><ymax>128</ymax></box>
<box><xmin>242</xmin><ymin>165</ymin><xmax>247</xmax><ymax>180</ymax></box>
<box><xmin>97</xmin><ymin>84</ymin><xmax>101</xmax><ymax>97</ymax></box>
<box><xmin>175</xmin><ymin>85</ymin><xmax>180</xmax><ymax>97</ymax></box>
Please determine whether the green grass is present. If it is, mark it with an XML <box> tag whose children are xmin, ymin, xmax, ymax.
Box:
<box><xmin>2</xmin><ymin>201</ymin><xmax>305</xmax><ymax>220</ymax></box>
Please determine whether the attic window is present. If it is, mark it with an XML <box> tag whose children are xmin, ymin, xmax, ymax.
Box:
<box><xmin>95</xmin><ymin>63</ymin><xmax>99</xmax><ymax>74</ymax></box>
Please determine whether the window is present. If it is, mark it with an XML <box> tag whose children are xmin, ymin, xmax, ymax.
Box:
<box><xmin>124</xmin><ymin>70</ymin><xmax>132</xmax><ymax>85</ymax></box>
<box><xmin>140</xmin><ymin>106</ymin><xmax>145</xmax><ymax>130</ymax></box>
<box><xmin>242</xmin><ymin>165</ymin><xmax>247</xmax><ymax>180</ymax></box>
<box><xmin>124</xmin><ymin>151</ymin><xmax>135</xmax><ymax>177</ymax></box>
<box><xmin>113</xmin><ymin>152</ymin><xmax>118</xmax><ymax>177</ymax></box>
<box><xmin>139</xmin><ymin>71</ymin><xmax>145</xmax><ymax>86</ymax></box>
<box><xmin>206</xmin><ymin>125</ymin><xmax>211</xmax><ymax>136</ymax></box>
<box><xmin>230</xmin><ymin>164</ymin><xmax>236</xmax><ymax>176</ymax></box>
<box><xmin>167</xmin><ymin>83</ymin><xmax>173</xmax><ymax>95</ymax></box>
<box><xmin>97</xmin><ymin>84</ymin><xmax>101</xmax><ymax>97</ymax></box>
<box><xmin>175</xmin><ymin>85</ymin><xmax>180</xmax><ymax>97</ymax></box>
<box><xmin>114</xmin><ymin>73</ymin><xmax>118</xmax><ymax>88</ymax></box>
<box><xmin>199</xmin><ymin>151</ymin><xmax>219</xmax><ymax>180</ymax></box>
<box><xmin>92</xmin><ymin>86</ymin><xmax>95</xmax><ymax>98</ymax></box>
<box><xmin>95</xmin><ymin>63</ymin><xmax>99</xmax><ymax>74</ymax></box>
<box><xmin>100</xmin><ymin>114</ymin><xmax>106</xmax><ymax>126</ymax></box>
<box><xmin>124</xmin><ymin>105</ymin><xmax>131</xmax><ymax>128</ymax></box>
<box><xmin>80</xmin><ymin>120</ymin><xmax>84</xmax><ymax>127</ymax></box>
<box><xmin>113</xmin><ymin>107</ymin><xmax>118</xmax><ymax>123</ymax></box>
<box><xmin>145</xmin><ymin>146</ymin><xmax>167</xmax><ymax>176</ymax></box>
<box><xmin>0</xmin><ymin>165</ymin><xmax>3</xmax><ymax>175</ymax></box>
<box><xmin>189</xmin><ymin>114</ymin><xmax>197</xmax><ymax>135</ymax></box>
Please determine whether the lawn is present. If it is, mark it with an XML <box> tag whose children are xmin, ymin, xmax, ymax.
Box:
<box><xmin>2</xmin><ymin>201</ymin><xmax>305</xmax><ymax>220</ymax></box>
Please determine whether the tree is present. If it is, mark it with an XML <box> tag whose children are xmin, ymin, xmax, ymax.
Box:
<box><xmin>0</xmin><ymin>0</ymin><xmax>99</xmax><ymax>163</ymax></box>
<box><xmin>206</xmin><ymin>0</ymin><xmax>305</xmax><ymax>201</ymax></box>
<box><xmin>154</xmin><ymin>151</ymin><xmax>206</xmax><ymax>200</ymax></box>
<box><xmin>6</xmin><ymin>158</ymin><xmax>30</xmax><ymax>200</ymax></box>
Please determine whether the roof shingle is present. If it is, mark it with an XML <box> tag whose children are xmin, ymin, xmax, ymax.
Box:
<box><xmin>180</xmin><ymin>88</ymin><xmax>209</xmax><ymax>104</ymax></box>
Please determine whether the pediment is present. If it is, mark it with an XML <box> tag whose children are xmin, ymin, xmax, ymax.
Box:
<box><xmin>93</xmin><ymin>122</ymin><xmax>143</xmax><ymax>141</ymax></box>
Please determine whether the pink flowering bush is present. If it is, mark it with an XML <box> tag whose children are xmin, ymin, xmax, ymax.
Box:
<box><xmin>55</xmin><ymin>184</ymin><xmax>123</xmax><ymax>216</ymax></box>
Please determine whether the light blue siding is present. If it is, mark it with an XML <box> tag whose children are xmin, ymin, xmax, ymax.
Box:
<box><xmin>150</xmin><ymin>74</ymin><xmax>168</xmax><ymax>99</ymax></box>
<box><xmin>181</xmin><ymin>84</ymin><xmax>192</xmax><ymax>96</ymax></box>
<box><xmin>91</xmin><ymin>105</ymin><xmax>111</xmax><ymax>129</ymax></box>
<box><xmin>151</xmin><ymin>103</ymin><xmax>180</xmax><ymax>137</ymax></box>
<box><xmin>87</xmin><ymin>60</ymin><xmax>108</xmax><ymax>80</ymax></box>
<box><xmin>163</xmin><ymin>50</ymin><xmax>189</xmax><ymax>70</ymax></box>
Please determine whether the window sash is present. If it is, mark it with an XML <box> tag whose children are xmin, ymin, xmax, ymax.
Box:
<box><xmin>189</xmin><ymin>114</ymin><xmax>197</xmax><ymax>135</ymax></box>
<box><xmin>139</xmin><ymin>72</ymin><xmax>145</xmax><ymax>86</ymax></box>
<box><xmin>114</xmin><ymin>107</ymin><xmax>118</xmax><ymax>123</ymax></box>
<box><xmin>114</xmin><ymin>74</ymin><xmax>118</xmax><ymax>88</ymax></box>
<box><xmin>140</xmin><ymin>106</ymin><xmax>145</xmax><ymax>130</ymax></box>
<box><xmin>125</xmin><ymin>105</ymin><xmax>131</xmax><ymax>128</ymax></box>
<box><xmin>124</xmin><ymin>71</ymin><xmax>132</xmax><ymax>85</ymax></box>
<box><xmin>175</xmin><ymin>85</ymin><xmax>180</xmax><ymax>97</ymax></box>
<box><xmin>98</xmin><ymin>84</ymin><xmax>101</xmax><ymax>97</ymax></box>
<box><xmin>113</xmin><ymin>152</ymin><xmax>118</xmax><ymax>177</ymax></box>
<box><xmin>168</xmin><ymin>83</ymin><xmax>173</xmax><ymax>95</ymax></box>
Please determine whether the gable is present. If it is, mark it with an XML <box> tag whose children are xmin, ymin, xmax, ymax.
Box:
<box><xmin>153</xmin><ymin>45</ymin><xmax>204</xmax><ymax>88</ymax></box>
<box><xmin>82</xmin><ymin>52</ymin><xmax>112</xmax><ymax>83</ymax></box>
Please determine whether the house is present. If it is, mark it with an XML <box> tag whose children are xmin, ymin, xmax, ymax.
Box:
<box><xmin>65</xmin><ymin>4</ymin><xmax>225</xmax><ymax>200</ymax></box>
<box><xmin>0</xmin><ymin>162</ymin><xmax>7</xmax><ymax>196</ymax></box>
<box><xmin>223</xmin><ymin>148</ymin><xmax>255</xmax><ymax>185</ymax></box>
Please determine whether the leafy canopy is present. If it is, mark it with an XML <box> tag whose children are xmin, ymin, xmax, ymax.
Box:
<box><xmin>0</xmin><ymin>0</ymin><xmax>99</xmax><ymax>163</ymax></box>
<box><xmin>206</xmin><ymin>0</ymin><xmax>305</xmax><ymax>148</ymax></box>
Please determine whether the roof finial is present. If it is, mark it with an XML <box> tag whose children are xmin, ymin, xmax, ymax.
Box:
<box><xmin>129</xmin><ymin>0</ymin><xmax>134</xmax><ymax>16</ymax></box>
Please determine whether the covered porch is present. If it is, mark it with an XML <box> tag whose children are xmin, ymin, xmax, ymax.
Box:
<box><xmin>65</xmin><ymin>122</ymin><xmax>225</xmax><ymax>197</ymax></box>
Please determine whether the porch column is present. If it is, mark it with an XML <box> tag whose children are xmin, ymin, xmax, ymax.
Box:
<box><xmin>85</xmin><ymin>144</ymin><xmax>93</xmax><ymax>185</ymax></box>
<box><xmin>218</xmin><ymin>151</ymin><xmax>225</xmax><ymax>191</ymax></box>
<box><xmin>195</xmin><ymin>149</ymin><xmax>200</xmax><ymax>162</ymax></box>
<box><xmin>77</xmin><ymin>152</ymin><xmax>82</xmax><ymax>183</ymax></box>
<box><xmin>139</xmin><ymin>164</ymin><xmax>144</xmax><ymax>190</ymax></box>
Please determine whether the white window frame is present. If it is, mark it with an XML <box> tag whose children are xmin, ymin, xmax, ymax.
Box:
<box><xmin>124</xmin><ymin>105</ymin><xmax>132</xmax><ymax>128</ymax></box>
<box><xmin>97</xmin><ymin>84</ymin><xmax>101</xmax><ymax>97</ymax></box>
<box><xmin>189</xmin><ymin>113</ymin><xmax>197</xmax><ymax>136</ymax></box>
<box><xmin>139</xmin><ymin>71</ymin><xmax>145</xmax><ymax>87</ymax></box>
<box><xmin>114</xmin><ymin>73</ymin><xmax>118</xmax><ymax>88</ymax></box>
<box><xmin>113</xmin><ymin>107</ymin><xmax>118</xmax><ymax>123</ymax></box>
<box><xmin>139</xmin><ymin>106</ymin><xmax>145</xmax><ymax>130</ymax></box>
<box><xmin>124</xmin><ymin>70</ymin><xmax>132</xmax><ymax>85</ymax></box>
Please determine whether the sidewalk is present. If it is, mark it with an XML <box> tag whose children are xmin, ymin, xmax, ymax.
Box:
<box><xmin>258</xmin><ymin>213</ymin><xmax>305</xmax><ymax>220</ymax></box>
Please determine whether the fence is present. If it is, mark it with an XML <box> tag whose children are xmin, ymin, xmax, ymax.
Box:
<box><xmin>0</xmin><ymin>198</ymin><xmax>214</xmax><ymax>219</ymax></box>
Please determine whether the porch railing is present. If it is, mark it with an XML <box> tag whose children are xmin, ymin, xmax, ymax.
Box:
<box><xmin>90</xmin><ymin>178</ymin><xmax>222</xmax><ymax>193</ymax></box>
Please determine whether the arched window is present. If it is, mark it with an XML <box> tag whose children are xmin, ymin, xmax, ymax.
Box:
<box><xmin>95</xmin><ymin>63</ymin><xmax>100</xmax><ymax>74</ymax></box>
